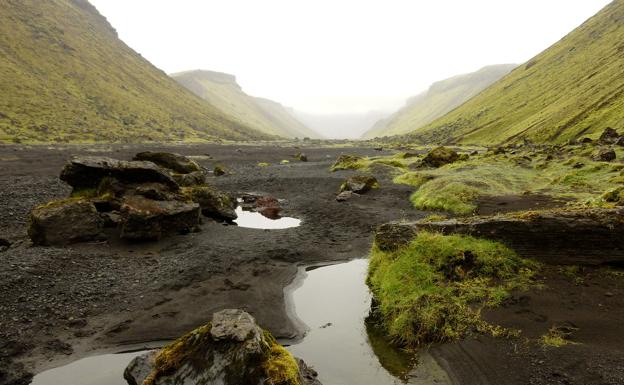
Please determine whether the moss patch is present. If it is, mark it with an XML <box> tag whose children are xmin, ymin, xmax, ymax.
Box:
<box><xmin>262</xmin><ymin>331</ymin><xmax>301</xmax><ymax>385</ymax></box>
<box><xmin>367</xmin><ymin>232</ymin><xmax>539</xmax><ymax>346</ymax></box>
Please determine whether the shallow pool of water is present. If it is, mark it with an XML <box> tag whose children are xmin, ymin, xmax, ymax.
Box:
<box><xmin>31</xmin><ymin>350</ymin><xmax>149</xmax><ymax>385</ymax></box>
<box><xmin>286</xmin><ymin>259</ymin><xmax>413</xmax><ymax>385</ymax></box>
<box><xmin>233</xmin><ymin>206</ymin><xmax>301</xmax><ymax>229</ymax></box>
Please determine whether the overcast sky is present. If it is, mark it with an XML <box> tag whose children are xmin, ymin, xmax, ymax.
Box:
<box><xmin>90</xmin><ymin>0</ymin><xmax>611</xmax><ymax>114</ymax></box>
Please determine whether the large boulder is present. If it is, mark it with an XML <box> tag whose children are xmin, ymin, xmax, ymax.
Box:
<box><xmin>374</xmin><ymin>208</ymin><xmax>624</xmax><ymax>265</ymax></box>
<box><xmin>60</xmin><ymin>156</ymin><xmax>179</xmax><ymax>191</ymax></box>
<box><xmin>172</xmin><ymin>170</ymin><xmax>207</xmax><ymax>187</ymax></box>
<box><xmin>123</xmin><ymin>309</ymin><xmax>322</xmax><ymax>385</ymax></box>
<box><xmin>599</xmin><ymin>127</ymin><xmax>620</xmax><ymax>144</ymax></box>
<box><xmin>422</xmin><ymin>146</ymin><xmax>459</xmax><ymax>167</ymax></box>
<box><xmin>28</xmin><ymin>200</ymin><xmax>104</xmax><ymax>246</ymax></box>
<box><xmin>339</xmin><ymin>175</ymin><xmax>379</xmax><ymax>194</ymax></box>
<box><xmin>133</xmin><ymin>152</ymin><xmax>201</xmax><ymax>174</ymax></box>
<box><xmin>183</xmin><ymin>186</ymin><xmax>237</xmax><ymax>221</ymax></box>
<box><xmin>119</xmin><ymin>196</ymin><xmax>201</xmax><ymax>241</ymax></box>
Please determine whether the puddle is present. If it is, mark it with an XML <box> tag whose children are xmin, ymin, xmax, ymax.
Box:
<box><xmin>233</xmin><ymin>206</ymin><xmax>301</xmax><ymax>229</ymax></box>
<box><xmin>31</xmin><ymin>350</ymin><xmax>151</xmax><ymax>385</ymax></box>
<box><xmin>286</xmin><ymin>260</ymin><xmax>408</xmax><ymax>384</ymax></box>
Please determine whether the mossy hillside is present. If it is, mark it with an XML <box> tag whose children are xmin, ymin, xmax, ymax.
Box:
<box><xmin>0</xmin><ymin>1</ymin><xmax>270</xmax><ymax>144</ymax></box>
<box><xmin>171</xmin><ymin>70</ymin><xmax>318</xmax><ymax>139</ymax></box>
<box><xmin>367</xmin><ymin>232</ymin><xmax>539</xmax><ymax>346</ymax></box>
<box><xmin>363</xmin><ymin>64</ymin><xmax>516</xmax><ymax>139</ymax></box>
<box><xmin>410</xmin><ymin>2</ymin><xmax>624</xmax><ymax>145</ymax></box>
<box><xmin>390</xmin><ymin>146</ymin><xmax>624</xmax><ymax>215</ymax></box>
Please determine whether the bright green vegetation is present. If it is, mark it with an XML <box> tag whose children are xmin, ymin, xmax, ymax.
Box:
<box><xmin>262</xmin><ymin>331</ymin><xmax>301</xmax><ymax>385</ymax></box>
<box><xmin>367</xmin><ymin>232</ymin><xmax>538</xmax><ymax>346</ymax></box>
<box><xmin>172</xmin><ymin>70</ymin><xmax>318</xmax><ymax>139</ymax></box>
<box><xmin>539</xmin><ymin>326</ymin><xmax>578</xmax><ymax>348</ymax></box>
<box><xmin>410</xmin><ymin>2</ymin><xmax>624</xmax><ymax>145</ymax></box>
<box><xmin>330</xmin><ymin>153</ymin><xmax>421</xmax><ymax>173</ymax></box>
<box><xmin>0</xmin><ymin>1</ymin><xmax>270</xmax><ymax>143</ymax></box>
<box><xmin>363</xmin><ymin>65</ymin><xmax>516</xmax><ymax>139</ymax></box>
<box><xmin>390</xmin><ymin>146</ymin><xmax>624</xmax><ymax>215</ymax></box>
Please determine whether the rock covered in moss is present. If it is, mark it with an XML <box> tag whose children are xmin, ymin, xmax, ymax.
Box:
<box><xmin>340</xmin><ymin>175</ymin><xmax>379</xmax><ymax>194</ymax></box>
<box><xmin>294</xmin><ymin>153</ymin><xmax>308</xmax><ymax>162</ymax></box>
<box><xmin>133</xmin><ymin>151</ymin><xmax>201</xmax><ymax>174</ymax></box>
<box><xmin>172</xmin><ymin>170</ymin><xmax>207</xmax><ymax>187</ymax></box>
<box><xmin>60</xmin><ymin>156</ymin><xmax>179</xmax><ymax>191</ymax></box>
<box><xmin>183</xmin><ymin>186</ymin><xmax>237</xmax><ymax>221</ymax></box>
<box><xmin>213</xmin><ymin>165</ymin><xmax>227</xmax><ymax>176</ymax></box>
<box><xmin>123</xmin><ymin>309</ymin><xmax>322</xmax><ymax>385</ymax></box>
<box><xmin>28</xmin><ymin>200</ymin><xmax>105</xmax><ymax>246</ymax></box>
<box><xmin>330</xmin><ymin>154</ymin><xmax>363</xmax><ymax>171</ymax></box>
<box><xmin>120</xmin><ymin>196</ymin><xmax>201</xmax><ymax>241</ymax></box>
<box><xmin>422</xmin><ymin>146</ymin><xmax>459</xmax><ymax>167</ymax></box>
<box><xmin>598</xmin><ymin>127</ymin><xmax>620</xmax><ymax>144</ymax></box>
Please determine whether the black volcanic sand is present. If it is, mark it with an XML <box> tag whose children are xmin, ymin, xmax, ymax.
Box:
<box><xmin>1</xmin><ymin>143</ymin><xmax>623</xmax><ymax>385</ymax></box>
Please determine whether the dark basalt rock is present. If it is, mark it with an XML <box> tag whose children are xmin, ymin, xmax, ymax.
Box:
<box><xmin>172</xmin><ymin>170</ymin><xmax>207</xmax><ymax>187</ymax></box>
<box><xmin>374</xmin><ymin>208</ymin><xmax>624</xmax><ymax>265</ymax></box>
<box><xmin>340</xmin><ymin>175</ymin><xmax>379</xmax><ymax>194</ymax></box>
<box><xmin>183</xmin><ymin>186</ymin><xmax>237</xmax><ymax>221</ymax></box>
<box><xmin>28</xmin><ymin>200</ymin><xmax>105</xmax><ymax>246</ymax></box>
<box><xmin>423</xmin><ymin>146</ymin><xmax>459</xmax><ymax>167</ymax></box>
<box><xmin>119</xmin><ymin>196</ymin><xmax>201</xmax><ymax>241</ymax></box>
<box><xmin>336</xmin><ymin>190</ymin><xmax>359</xmax><ymax>202</ymax></box>
<box><xmin>593</xmin><ymin>148</ymin><xmax>616</xmax><ymax>162</ymax></box>
<box><xmin>599</xmin><ymin>127</ymin><xmax>620</xmax><ymax>144</ymax></box>
<box><xmin>213</xmin><ymin>165</ymin><xmax>227</xmax><ymax>176</ymax></box>
<box><xmin>60</xmin><ymin>156</ymin><xmax>179</xmax><ymax>191</ymax></box>
<box><xmin>133</xmin><ymin>151</ymin><xmax>201</xmax><ymax>174</ymax></box>
<box><xmin>123</xmin><ymin>309</ymin><xmax>322</xmax><ymax>385</ymax></box>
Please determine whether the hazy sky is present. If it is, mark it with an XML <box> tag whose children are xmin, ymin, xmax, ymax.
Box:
<box><xmin>90</xmin><ymin>0</ymin><xmax>611</xmax><ymax>114</ymax></box>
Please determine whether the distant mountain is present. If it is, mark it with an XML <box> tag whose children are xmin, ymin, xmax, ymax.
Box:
<box><xmin>362</xmin><ymin>65</ymin><xmax>516</xmax><ymax>139</ymax></box>
<box><xmin>411</xmin><ymin>1</ymin><xmax>624</xmax><ymax>144</ymax></box>
<box><xmin>172</xmin><ymin>70</ymin><xmax>319</xmax><ymax>139</ymax></box>
<box><xmin>293</xmin><ymin>110</ymin><xmax>389</xmax><ymax>139</ymax></box>
<box><xmin>0</xmin><ymin>0</ymin><xmax>269</xmax><ymax>143</ymax></box>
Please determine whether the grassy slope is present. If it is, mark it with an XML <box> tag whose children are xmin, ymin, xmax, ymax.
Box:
<box><xmin>172</xmin><ymin>70</ymin><xmax>318</xmax><ymax>139</ymax></box>
<box><xmin>412</xmin><ymin>1</ymin><xmax>624</xmax><ymax>145</ymax></box>
<box><xmin>363</xmin><ymin>65</ymin><xmax>516</xmax><ymax>139</ymax></box>
<box><xmin>0</xmin><ymin>0</ymin><xmax>269</xmax><ymax>143</ymax></box>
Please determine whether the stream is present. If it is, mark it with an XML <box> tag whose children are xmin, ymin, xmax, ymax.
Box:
<box><xmin>31</xmin><ymin>259</ymin><xmax>450</xmax><ymax>385</ymax></box>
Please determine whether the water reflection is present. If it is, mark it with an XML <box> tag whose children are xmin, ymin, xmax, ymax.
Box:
<box><xmin>233</xmin><ymin>206</ymin><xmax>301</xmax><ymax>229</ymax></box>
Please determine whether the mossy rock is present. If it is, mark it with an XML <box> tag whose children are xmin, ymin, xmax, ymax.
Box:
<box><xmin>340</xmin><ymin>175</ymin><xmax>380</xmax><ymax>194</ymax></box>
<box><xmin>422</xmin><ymin>146</ymin><xmax>459</xmax><ymax>167</ymax></box>
<box><xmin>330</xmin><ymin>154</ymin><xmax>363</xmax><ymax>171</ymax></box>
<box><xmin>124</xmin><ymin>309</ymin><xmax>322</xmax><ymax>385</ymax></box>
<box><xmin>183</xmin><ymin>185</ymin><xmax>237</xmax><ymax>221</ymax></box>
<box><xmin>134</xmin><ymin>151</ymin><xmax>201</xmax><ymax>174</ymax></box>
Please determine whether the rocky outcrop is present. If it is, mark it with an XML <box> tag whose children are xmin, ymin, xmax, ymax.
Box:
<box><xmin>598</xmin><ymin>127</ymin><xmax>620</xmax><ymax>144</ymax></box>
<box><xmin>339</xmin><ymin>175</ymin><xmax>379</xmax><ymax>194</ymax></box>
<box><xmin>29</xmin><ymin>153</ymin><xmax>238</xmax><ymax>245</ymax></box>
<box><xmin>422</xmin><ymin>146</ymin><xmax>459</xmax><ymax>167</ymax></box>
<box><xmin>593</xmin><ymin>147</ymin><xmax>617</xmax><ymax>162</ymax></box>
<box><xmin>183</xmin><ymin>186</ymin><xmax>237</xmax><ymax>221</ymax></box>
<box><xmin>133</xmin><ymin>151</ymin><xmax>201</xmax><ymax>174</ymax></box>
<box><xmin>120</xmin><ymin>196</ymin><xmax>201</xmax><ymax>241</ymax></box>
<box><xmin>28</xmin><ymin>200</ymin><xmax>104</xmax><ymax>246</ymax></box>
<box><xmin>60</xmin><ymin>156</ymin><xmax>179</xmax><ymax>191</ymax></box>
<box><xmin>374</xmin><ymin>208</ymin><xmax>624</xmax><ymax>265</ymax></box>
<box><xmin>124</xmin><ymin>309</ymin><xmax>321</xmax><ymax>385</ymax></box>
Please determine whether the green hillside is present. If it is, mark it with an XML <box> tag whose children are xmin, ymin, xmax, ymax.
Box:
<box><xmin>172</xmin><ymin>70</ymin><xmax>318</xmax><ymax>138</ymax></box>
<box><xmin>411</xmin><ymin>1</ymin><xmax>624</xmax><ymax>145</ymax></box>
<box><xmin>363</xmin><ymin>65</ymin><xmax>516</xmax><ymax>139</ymax></box>
<box><xmin>0</xmin><ymin>0</ymin><xmax>270</xmax><ymax>143</ymax></box>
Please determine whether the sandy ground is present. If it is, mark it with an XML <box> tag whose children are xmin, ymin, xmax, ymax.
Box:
<box><xmin>1</xmin><ymin>143</ymin><xmax>623</xmax><ymax>385</ymax></box>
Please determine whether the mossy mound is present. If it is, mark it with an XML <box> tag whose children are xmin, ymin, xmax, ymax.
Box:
<box><xmin>367</xmin><ymin>232</ymin><xmax>539</xmax><ymax>346</ymax></box>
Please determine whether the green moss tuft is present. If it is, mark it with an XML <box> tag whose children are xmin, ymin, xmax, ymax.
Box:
<box><xmin>262</xmin><ymin>331</ymin><xmax>301</xmax><ymax>385</ymax></box>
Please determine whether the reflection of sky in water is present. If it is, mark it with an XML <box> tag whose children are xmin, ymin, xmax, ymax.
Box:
<box><xmin>288</xmin><ymin>259</ymin><xmax>407</xmax><ymax>385</ymax></box>
<box><xmin>31</xmin><ymin>351</ymin><xmax>148</xmax><ymax>385</ymax></box>
<box><xmin>234</xmin><ymin>206</ymin><xmax>301</xmax><ymax>229</ymax></box>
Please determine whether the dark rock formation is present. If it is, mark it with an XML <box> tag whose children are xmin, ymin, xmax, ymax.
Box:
<box><xmin>254</xmin><ymin>196</ymin><xmax>282</xmax><ymax>219</ymax></box>
<box><xmin>423</xmin><ymin>146</ymin><xmax>459</xmax><ymax>167</ymax></box>
<box><xmin>213</xmin><ymin>165</ymin><xmax>226</xmax><ymax>176</ymax></box>
<box><xmin>28</xmin><ymin>200</ymin><xmax>104</xmax><ymax>246</ymax></box>
<box><xmin>119</xmin><ymin>196</ymin><xmax>201</xmax><ymax>241</ymax></box>
<box><xmin>183</xmin><ymin>186</ymin><xmax>237</xmax><ymax>221</ymax></box>
<box><xmin>336</xmin><ymin>190</ymin><xmax>359</xmax><ymax>202</ymax></box>
<box><xmin>60</xmin><ymin>156</ymin><xmax>178</xmax><ymax>191</ymax></box>
<box><xmin>123</xmin><ymin>309</ymin><xmax>322</xmax><ymax>385</ymax></box>
<box><xmin>374</xmin><ymin>208</ymin><xmax>624</xmax><ymax>265</ymax></box>
<box><xmin>133</xmin><ymin>151</ymin><xmax>201</xmax><ymax>174</ymax></box>
<box><xmin>340</xmin><ymin>175</ymin><xmax>379</xmax><ymax>194</ymax></box>
<box><xmin>172</xmin><ymin>170</ymin><xmax>207</xmax><ymax>187</ymax></box>
<box><xmin>598</xmin><ymin>127</ymin><xmax>620</xmax><ymax>144</ymax></box>
<box><xmin>593</xmin><ymin>148</ymin><xmax>616</xmax><ymax>162</ymax></box>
